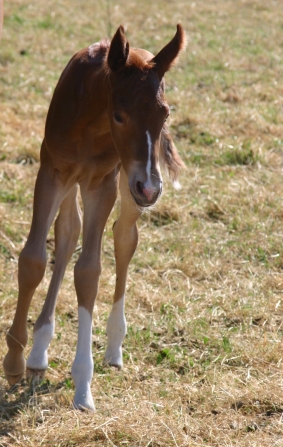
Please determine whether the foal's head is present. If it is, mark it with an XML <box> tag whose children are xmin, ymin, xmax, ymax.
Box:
<box><xmin>106</xmin><ymin>25</ymin><xmax>186</xmax><ymax>207</ymax></box>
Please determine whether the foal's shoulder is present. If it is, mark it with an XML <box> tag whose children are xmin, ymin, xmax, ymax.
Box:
<box><xmin>52</xmin><ymin>40</ymin><xmax>110</xmax><ymax>99</ymax></box>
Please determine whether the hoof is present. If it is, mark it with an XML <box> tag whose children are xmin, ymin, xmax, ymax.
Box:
<box><xmin>6</xmin><ymin>372</ymin><xmax>24</xmax><ymax>386</ymax></box>
<box><xmin>103</xmin><ymin>352</ymin><xmax>123</xmax><ymax>370</ymax></box>
<box><xmin>105</xmin><ymin>362</ymin><xmax>122</xmax><ymax>370</ymax></box>
<box><xmin>26</xmin><ymin>367</ymin><xmax>46</xmax><ymax>383</ymax></box>
<box><xmin>3</xmin><ymin>351</ymin><xmax>26</xmax><ymax>386</ymax></box>
<box><xmin>73</xmin><ymin>395</ymin><xmax>95</xmax><ymax>412</ymax></box>
<box><xmin>72</xmin><ymin>401</ymin><xmax>96</xmax><ymax>412</ymax></box>
<box><xmin>73</xmin><ymin>384</ymin><xmax>95</xmax><ymax>412</ymax></box>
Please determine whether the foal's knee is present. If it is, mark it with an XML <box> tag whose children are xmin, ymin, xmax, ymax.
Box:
<box><xmin>74</xmin><ymin>256</ymin><xmax>102</xmax><ymax>278</ymax></box>
<box><xmin>74</xmin><ymin>256</ymin><xmax>102</xmax><ymax>304</ymax></box>
<box><xmin>113</xmin><ymin>219</ymin><xmax>139</xmax><ymax>256</ymax></box>
<box><xmin>18</xmin><ymin>245</ymin><xmax>47</xmax><ymax>289</ymax></box>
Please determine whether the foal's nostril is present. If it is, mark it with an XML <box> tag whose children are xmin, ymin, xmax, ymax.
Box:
<box><xmin>136</xmin><ymin>181</ymin><xmax>144</xmax><ymax>196</ymax></box>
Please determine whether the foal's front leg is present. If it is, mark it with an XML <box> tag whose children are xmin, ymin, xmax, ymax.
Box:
<box><xmin>26</xmin><ymin>184</ymin><xmax>81</xmax><ymax>381</ymax></box>
<box><xmin>104</xmin><ymin>168</ymin><xmax>142</xmax><ymax>368</ymax></box>
<box><xmin>3</xmin><ymin>166</ymin><xmax>69</xmax><ymax>385</ymax></box>
<box><xmin>71</xmin><ymin>171</ymin><xmax>118</xmax><ymax>411</ymax></box>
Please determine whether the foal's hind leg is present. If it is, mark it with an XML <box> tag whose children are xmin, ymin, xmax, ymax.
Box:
<box><xmin>3</xmin><ymin>166</ymin><xmax>70</xmax><ymax>385</ymax></box>
<box><xmin>26</xmin><ymin>184</ymin><xmax>81</xmax><ymax>382</ymax></box>
<box><xmin>104</xmin><ymin>168</ymin><xmax>142</xmax><ymax>368</ymax></box>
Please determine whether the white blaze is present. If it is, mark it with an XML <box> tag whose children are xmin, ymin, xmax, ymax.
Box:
<box><xmin>146</xmin><ymin>130</ymin><xmax>152</xmax><ymax>184</ymax></box>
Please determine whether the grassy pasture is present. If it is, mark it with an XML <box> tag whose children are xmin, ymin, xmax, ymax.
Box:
<box><xmin>1</xmin><ymin>0</ymin><xmax>283</xmax><ymax>445</ymax></box>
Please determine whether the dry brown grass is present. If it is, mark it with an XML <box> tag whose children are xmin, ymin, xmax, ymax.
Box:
<box><xmin>1</xmin><ymin>0</ymin><xmax>283</xmax><ymax>445</ymax></box>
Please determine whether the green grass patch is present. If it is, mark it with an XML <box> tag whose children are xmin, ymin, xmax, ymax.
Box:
<box><xmin>215</xmin><ymin>147</ymin><xmax>258</xmax><ymax>166</ymax></box>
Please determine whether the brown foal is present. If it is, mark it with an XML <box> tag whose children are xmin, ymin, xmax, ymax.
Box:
<box><xmin>3</xmin><ymin>24</ymin><xmax>186</xmax><ymax>410</ymax></box>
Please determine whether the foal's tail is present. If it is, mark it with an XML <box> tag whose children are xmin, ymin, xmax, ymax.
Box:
<box><xmin>160</xmin><ymin>124</ymin><xmax>186</xmax><ymax>189</ymax></box>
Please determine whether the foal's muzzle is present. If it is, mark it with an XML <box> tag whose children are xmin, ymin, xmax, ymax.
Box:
<box><xmin>130</xmin><ymin>179</ymin><xmax>163</xmax><ymax>207</ymax></box>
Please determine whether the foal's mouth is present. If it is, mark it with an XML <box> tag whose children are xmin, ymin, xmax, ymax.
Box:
<box><xmin>130</xmin><ymin>186</ymin><xmax>162</xmax><ymax>208</ymax></box>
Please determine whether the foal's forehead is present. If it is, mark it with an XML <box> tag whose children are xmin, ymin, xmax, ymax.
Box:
<box><xmin>110</xmin><ymin>65</ymin><xmax>166</xmax><ymax>109</ymax></box>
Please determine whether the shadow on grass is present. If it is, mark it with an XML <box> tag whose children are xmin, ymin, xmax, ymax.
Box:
<box><xmin>0</xmin><ymin>378</ymin><xmax>70</xmax><ymax>435</ymax></box>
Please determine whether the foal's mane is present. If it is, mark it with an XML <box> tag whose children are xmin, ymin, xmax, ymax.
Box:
<box><xmin>127</xmin><ymin>51</ymin><xmax>155</xmax><ymax>71</ymax></box>
<box><xmin>99</xmin><ymin>38</ymin><xmax>155</xmax><ymax>73</ymax></box>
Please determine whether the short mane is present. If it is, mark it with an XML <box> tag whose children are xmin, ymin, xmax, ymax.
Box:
<box><xmin>127</xmin><ymin>50</ymin><xmax>155</xmax><ymax>71</ymax></box>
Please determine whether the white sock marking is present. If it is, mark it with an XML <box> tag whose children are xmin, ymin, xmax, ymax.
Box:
<box><xmin>104</xmin><ymin>296</ymin><xmax>127</xmax><ymax>368</ymax></box>
<box><xmin>72</xmin><ymin>307</ymin><xmax>95</xmax><ymax>411</ymax></box>
<box><xmin>27</xmin><ymin>322</ymin><xmax>54</xmax><ymax>371</ymax></box>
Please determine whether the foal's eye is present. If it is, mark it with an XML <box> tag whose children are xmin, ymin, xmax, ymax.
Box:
<box><xmin>113</xmin><ymin>111</ymin><xmax>124</xmax><ymax>124</ymax></box>
<box><xmin>164</xmin><ymin>112</ymin><xmax>170</xmax><ymax>122</ymax></box>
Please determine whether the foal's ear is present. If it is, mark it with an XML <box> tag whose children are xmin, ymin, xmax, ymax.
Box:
<box><xmin>107</xmin><ymin>25</ymin><xmax>130</xmax><ymax>72</ymax></box>
<box><xmin>152</xmin><ymin>24</ymin><xmax>186</xmax><ymax>80</ymax></box>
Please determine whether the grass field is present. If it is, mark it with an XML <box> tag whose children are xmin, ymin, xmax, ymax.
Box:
<box><xmin>1</xmin><ymin>0</ymin><xmax>283</xmax><ymax>445</ymax></box>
